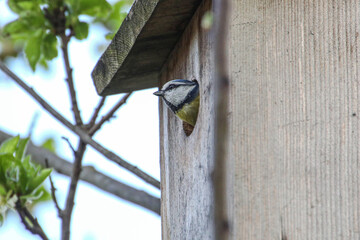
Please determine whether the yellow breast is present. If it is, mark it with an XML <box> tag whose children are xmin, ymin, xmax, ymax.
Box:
<box><xmin>175</xmin><ymin>95</ymin><xmax>200</xmax><ymax>126</ymax></box>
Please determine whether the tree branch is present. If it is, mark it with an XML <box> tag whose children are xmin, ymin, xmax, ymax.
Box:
<box><xmin>87</xmin><ymin>97</ymin><xmax>106</xmax><ymax>129</ymax></box>
<box><xmin>213</xmin><ymin>0</ymin><xmax>230</xmax><ymax>238</ymax></box>
<box><xmin>0</xmin><ymin>62</ymin><xmax>160</xmax><ymax>189</ymax></box>
<box><xmin>0</xmin><ymin>131</ymin><xmax>160</xmax><ymax>214</ymax></box>
<box><xmin>27</xmin><ymin>112</ymin><xmax>40</xmax><ymax>138</ymax></box>
<box><xmin>89</xmin><ymin>93</ymin><xmax>132</xmax><ymax>135</ymax></box>
<box><xmin>60</xmin><ymin>35</ymin><xmax>83</xmax><ymax>126</ymax></box>
<box><xmin>61</xmin><ymin>136</ymin><xmax>76</xmax><ymax>154</ymax></box>
<box><xmin>15</xmin><ymin>200</ymin><xmax>49</xmax><ymax>240</ymax></box>
<box><xmin>62</xmin><ymin>140</ymin><xmax>87</xmax><ymax>240</ymax></box>
<box><xmin>45</xmin><ymin>159</ymin><xmax>64</xmax><ymax>217</ymax></box>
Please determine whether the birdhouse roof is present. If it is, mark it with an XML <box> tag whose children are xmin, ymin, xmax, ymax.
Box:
<box><xmin>91</xmin><ymin>0</ymin><xmax>203</xmax><ymax>96</ymax></box>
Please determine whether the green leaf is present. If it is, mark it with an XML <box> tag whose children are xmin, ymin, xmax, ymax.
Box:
<box><xmin>27</xmin><ymin>168</ymin><xmax>52</xmax><ymax>194</ymax></box>
<box><xmin>0</xmin><ymin>136</ymin><xmax>20</xmax><ymax>154</ymax></box>
<box><xmin>21</xmin><ymin>186</ymin><xmax>51</xmax><ymax>204</ymax></box>
<box><xmin>16</xmin><ymin>1</ymin><xmax>36</xmax><ymax>11</ymax></box>
<box><xmin>106</xmin><ymin>11</ymin><xmax>127</xmax><ymax>32</ymax></box>
<box><xmin>25</xmin><ymin>30</ymin><xmax>43</xmax><ymax>71</ymax></box>
<box><xmin>5</xmin><ymin>190</ymin><xmax>13</xmax><ymax>199</ymax></box>
<box><xmin>5</xmin><ymin>162</ymin><xmax>20</xmax><ymax>192</ymax></box>
<box><xmin>105</xmin><ymin>32</ymin><xmax>115</xmax><ymax>40</ymax></box>
<box><xmin>5</xmin><ymin>164</ymin><xmax>19</xmax><ymax>183</ymax></box>
<box><xmin>38</xmin><ymin>56</ymin><xmax>50</xmax><ymax>69</ymax></box>
<box><xmin>92</xmin><ymin>0</ymin><xmax>133</xmax><ymax>39</ymax></box>
<box><xmin>3</xmin><ymin>13</ymin><xmax>45</xmax><ymax>41</ymax></box>
<box><xmin>21</xmin><ymin>14</ymin><xmax>45</xmax><ymax>29</ymax></box>
<box><xmin>0</xmin><ymin>154</ymin><xmax>14</xmax><ymax>184</ymax></box>
<box><xmin>22</xmin><ymin>155</ymin><xmax>31</xmax><ymax>170</ymax></box>
<box><xmin>42</xmin><ymin>33</ymin><xmax>58</xmax><ymax>60</ymax></box>
<box><xmin>15</xmin><ymin>138</ymin><xmax>29</xmax><ymax>161</ymax></box>
<box><xmin>41</xmin><ymin>137</ymin><xmax>56</xmax><ymax>153</ymax></box>
<box><xmin>107</xmin><ymin>1</ymin><xmax>131</xmax><ymax>30</ymax></box>
<box><xmin>2</xmin><ymin>20</ymin><xmax>28</xmax><ymax>36</ymax></box>
<box><xmin>34</xmin><ymin>164</ymin><xmax>41</xmax><ymax>176</ymax></box>
<box><xmin>8</xmin><ymin>0</ymin><xmax>23</xmax><ymax>13</ymax></box>
<box><xmin>73</xmin><ymin>0</ymin><xmax>111</xmax><ymax>17</ymax></box>
<box><xmin>0</xmin><ymin>136</ymin><xmax>52</xmax><ymax>205</ymax></box>
<box><xmin>0</xmin><ymin>184</ymin><xmax>7</xmax><ymax>195</ymax></box>
<box><xmin>8</xmin><ymin>0</ymin><xmax>41</xmax><ymax>13</ymax></box>
<box><xmin>20</xmin><ymin>187</ymin><xmax>43</xmax><ymax>201</ymax></box>
<box><xmin>66</xmin><ymin>14</ymin><xmax>79</xmax><ymax>28</ymax></box>
<box><xmin>18</xmin><ymin>164</ymin><xmax>28</xmax><ymax>194</ymax></box>
<box><xmin>2</xmin><ymin>23</ymin><xmax>30</xmax><ymax>41</ymax></box>
<box><xmin>36</xmin><ymin>187</ymin><xmax>51</xmax><ymax>202</ymax></box>
<box><xmin>73</xmin><ymin>21</ymin><xmax>89</xmax><ymax>40</ymax></box>
<box><xmin>0</xmin><ymin>153</ymin><xmax>15</xmax><ymax>165</ymax></box>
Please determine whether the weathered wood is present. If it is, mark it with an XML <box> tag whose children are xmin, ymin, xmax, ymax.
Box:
<box><xmin>91</xmin><ymin>0</ymin><xmax>202</xmax><ymax>96</ymax></box>
<box><xmin>92</xmin><ymin>0</ymin><xmax>360</xmax><ymax>238</ymax></box>
<box><xmin>159</xmin><ymin>0</ymin><xmax>215</xmax><ymax>239</ymax></box>
<box><xmin>159</xmin><ymin>0</ymin><xmax>360</xmax><ymax>239</ymax></box>
<box><xmin>229</xmin><ymin>0</ymin><xmax>360</xmax><ymax>239</ymax></box>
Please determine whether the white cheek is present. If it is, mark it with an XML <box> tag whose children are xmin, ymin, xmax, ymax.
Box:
<box><xmin>164</xmin><ymin>87</ymin><xmax>193</xmax><ymax>106</ymax></box>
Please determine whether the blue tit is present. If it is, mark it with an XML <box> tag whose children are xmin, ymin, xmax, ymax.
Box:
<box><xmin>154</xmin><ymin>79</ymin><xmax>200</xmax><ymax>127</ymax></box>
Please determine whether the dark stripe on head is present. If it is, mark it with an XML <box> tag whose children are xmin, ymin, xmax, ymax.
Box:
<box><xmin>174</xmin><ymin>81</ymin><xmax>199</xmax><ymax>112</ymax></box>
<box><xmin>163</xmin><ymin>97</ymin><xmax>178</xmax><ymax>113</ymax></box>
<box><xmin>172</xmin><ymin>79</ymin><xmax>193</xmax><ymax>84</ymax></box>
<box><xmin>162</xmin><ymin>79</ymin><xmax>195</xmax><ymax>91</ymax></box>
<box><xmin>161</xmin><ymin>79</ymin><xmax>199</xmax><ymax>113</ymax></box>
<box><xmin>181</xmin><ymin>82</ymin><xmax>199</xmax><ymax>106</ymax></box>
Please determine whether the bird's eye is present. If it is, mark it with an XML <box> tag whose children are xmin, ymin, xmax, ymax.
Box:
<box><xmin>167</xmin><ymin>85</ymin><xmax>175</xmax><ymax>90</ymax></box>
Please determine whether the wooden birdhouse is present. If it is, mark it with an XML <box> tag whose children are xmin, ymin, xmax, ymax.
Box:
<box><xmin>92</xmin><ymin>0</ymin><xmax>360</xmax><ymax>239</ymax></box>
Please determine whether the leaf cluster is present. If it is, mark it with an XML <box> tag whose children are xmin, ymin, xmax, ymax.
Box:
<box><xmin>0</xmin><ymin>136</ymin><xmax>52</xmax><ymax>226</ymax></box>
<box><xmin>2</xmin><ymin>0</ymin><xmax>133</xmax><ymax>70</ymax></box>
<box><xmin>95</xmin><ymin>0</ymin><xmax>133</xmax><ymax>40</ymax></box>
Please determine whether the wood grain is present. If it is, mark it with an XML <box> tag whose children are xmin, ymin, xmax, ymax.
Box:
<box><xmin>159</xmin><ymin>0</ymin><xmax>215</xmax><ymax>239</ymax></box>
<box><xmin>160</xmin><ymin>0</ymin><xmax>360</xmax><ymax>239</ymax></box>
<box><xmin>93</xmin><ymin>0</ymin><xmax>360</xmax><ymax>237</ymax></box>
<box><xmin>91</xmin><ymin>0</ymin><xmax>202</xmax><ymax>96</ymax></box>
<box><xmin>229</xmin><ymin>0</ymin><xmax>360</xmax><ymax>239</ymax></box>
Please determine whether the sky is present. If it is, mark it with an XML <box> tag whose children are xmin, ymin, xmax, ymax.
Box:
<box><xmin>0</xmin><ymin>1</ymin><xmax>161</xmax><ymax>239</ymax></box>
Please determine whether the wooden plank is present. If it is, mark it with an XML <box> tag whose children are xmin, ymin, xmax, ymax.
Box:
<box><xmin>159</xmin><ymin>0</ymin><xmax>215</xmax><ymax>239</ymax></box>
<box><xmin>91</xmin><ymin>0</ymin><xmax>202</xmax><ymax>96</ymax></box>
<box><xmin>230</xmin><ymin>0</ymin><xmax>360</xmax><ymax>239</ymax></box>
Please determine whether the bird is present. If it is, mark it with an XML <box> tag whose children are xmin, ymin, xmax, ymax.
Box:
<box><xmin>153</xmin><ymin>79</ymin><xmax>200</xmax><ymax>127</ymax></box>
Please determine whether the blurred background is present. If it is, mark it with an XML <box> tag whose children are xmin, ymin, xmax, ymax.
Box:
<box><xmin>0</xmin><ymin>0</ymin><xmax>161</xmax><ymax>239</ymax></box>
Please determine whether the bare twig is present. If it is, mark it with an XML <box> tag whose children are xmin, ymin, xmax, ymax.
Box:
<box><xmin>0</xmin><ymin>62</ymin><xmax>160</xmax><ymax>189</ymax></box>
<box><xmin>60</xmin><ymin>35</ymin><xmax>83</xmax><ymax>126</ymax></box>
<box><xmin>213</xmin><ymin>0</ymin><xmax>230</xmax><ymax>238</ymax></box>
<box><xmin>15</xmin><ymin>200</ymin><xmax>49</xmax><ymax>240</ymax></box>
<box><xmin>27</xmin><ymin>112</ymin><xmax>40</xmax><ymax>138</ymax></box>
<box><xmin>89</xmin><ymin>93</ymin><xmax>132</xmax><ymax>135</ymax></box>
<box><xmin>59</xmin><ymin>30</ymin><xmax>92</xmax><ymax>239</ymax></box>
<box><xmin>49</xmin><ymin>174</ymin><xmax>64</xmax><ymax>217</ymax></box>
<box><xmin>0</xmin><ymin>131</ymin><xmax>161</xmax><ymax>214</ymax></box>
<box><xmin>88</xmin><ymin>97</ymin><xmax>106</xmax><ymax>128</ymax></box>
<box><xmin>61</xmin><ymin>136</ymin><xmax>76</xmax><ymax>154</ymax></box>
<box><xmin>45</xmin><ymin>159</ymin><xmax>63</xmax><ymax>217</ymax></box>
<box><xmin>62</xmin><ymin>140</ymin><xmax>87</xmax><ymax>240</ymax></box>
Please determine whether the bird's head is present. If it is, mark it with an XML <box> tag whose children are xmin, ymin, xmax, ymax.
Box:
<box><xmin>153</xmin><ymin>79</ymin><xmax>199</xmax><ymax>113</ymax></box>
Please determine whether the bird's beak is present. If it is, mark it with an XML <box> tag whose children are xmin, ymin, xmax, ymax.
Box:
<box><xmin>153</xmin><ymin>90</ymin><xmax>164</xmax><ymax>96</ymax></box>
